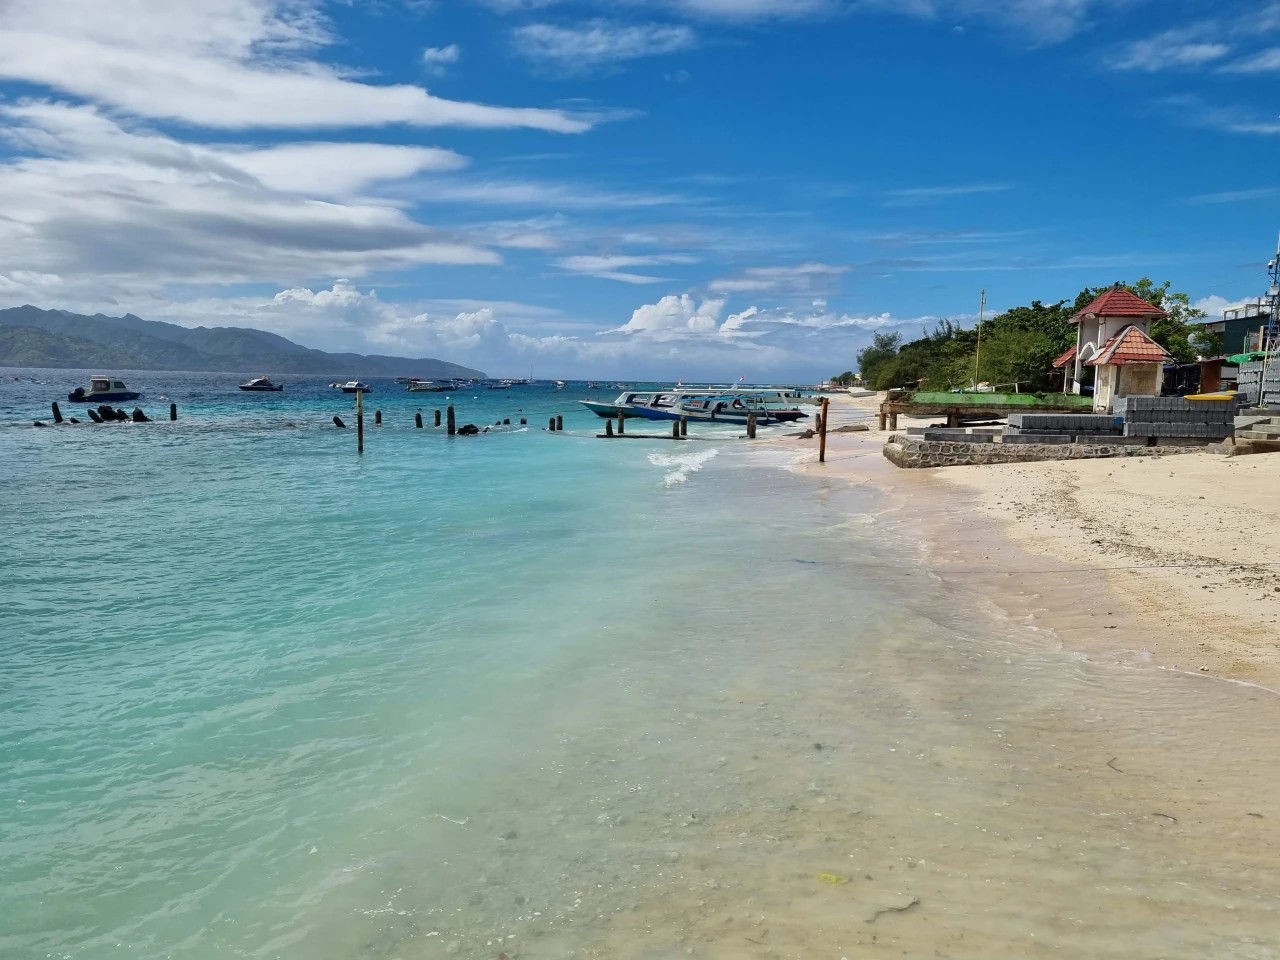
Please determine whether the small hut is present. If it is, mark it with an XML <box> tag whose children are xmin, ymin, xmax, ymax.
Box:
<box><xmin>1064</xmin><ymin>285</ymin><xmax>1167</xmax><ymax>399</ymax></box>
<box><xmin>1085</xmin><ymin>324</ymin><xmax>1173</xmax><ymax>413</ymax></box>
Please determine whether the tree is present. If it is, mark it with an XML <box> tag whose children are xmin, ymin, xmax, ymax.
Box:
<box><xmin>830</xmin><ymin>370</ymin><xmax>857</xmax><ymax>386</ymax></box>
<box><xmin>856</xmin><ymin>331</ymin><xmax>901</xmax><ymax>384</ymax></box>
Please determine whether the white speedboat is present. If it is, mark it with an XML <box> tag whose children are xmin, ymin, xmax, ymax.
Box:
<box><xmin>68</xmin><ymin>376</ymin><xmax>140</xmax><ymax>403</ymax></box>
<box><xmin>339</xmin><ymin>380</ymin><xmax>372</xmax><ymax>393</ymax></box>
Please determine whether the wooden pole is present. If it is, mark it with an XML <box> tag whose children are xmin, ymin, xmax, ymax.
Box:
<box><xmin>818</xmin><ymin>397</ymin><xmax>829</xmax><ymax>464</ymax></box>
<box><xmin>447</xmin><ymin>405</ymin><xmax>456</xmax><ymax>436</ymax></box>
<box><xmin>415</xmin><ymin>412</ymin><xmax>423</xmax><ymax>428</ymax></box>
<box><xmin>605</xmin><ymin>419</ymin><xmax>614</xmax><ymax>437</ymax></box>
<box><xmin>434</xmin><ymin>409</ymin><xmax>442</xmax><ymax>427</ymax></box>
<box><xmin>51</xmin><ymin>401</ymin><xmax>63</xmax><ymax>424</ymax></box>
<box><xmin>548</xmin><ymin>417</ymin><xmax>556</xmax><ymax>431</ymax></box>
<box><xmin>747</xmin><ymin>413</ymin><xmax>756</xmax><ymax>439</ymax></box>
<box><xmin>356</xmin><ymin>389</ymin><xmax>364</xmax><ymax>454</ymax></box>
<box><xmin>555</xmin><ymin>414</ymin><xmax>563</xmax><ymax>431</ymax></box>
<box><xmin>169</xmin><ymin>402</ymin><xmax>177</xmax><ymax>422</ymax></box>
<box><xmin>672</xmin><ymin>421</ymin><xmax>679</xmax><ymax>438</ymax></box>
<box><xmin>617</xmin><ymin>411</ymin><xmax>625</xmax><ymax>435</ymax></box>
<box><xmin>680</xmin><ymin>417</ymin><xmax>687</xmax><ymax>437</ymax></box>
<box><xmin>374</xmin><ymin>409</ymin><xmax>382</xmax><ymax>426</ymax></box>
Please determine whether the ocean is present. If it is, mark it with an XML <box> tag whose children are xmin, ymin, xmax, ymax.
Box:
<box><xmin>3</xmin><ymin>369</ymin><xmax>1279</xmax><ymax>959</ymax></box>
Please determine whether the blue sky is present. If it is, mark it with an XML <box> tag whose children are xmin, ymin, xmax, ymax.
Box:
<box><xmin>0</xmin><ymin>0</ymin><xmax>1278</xmax><ymax>379</ymax></box>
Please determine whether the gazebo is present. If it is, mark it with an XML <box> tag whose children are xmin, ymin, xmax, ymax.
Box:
<box><xmin>1084</xmin><ymin>324</ymin><xmax>1172</xmax><ymax>413</ymax></box>
<box><xmin>1059</xmin><ymin>284</ymin><xmax>1172</xmax><ymax>396</ymax></box>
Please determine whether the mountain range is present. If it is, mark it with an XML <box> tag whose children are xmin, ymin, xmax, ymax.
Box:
<box><xmin>0</xmin><ymin>305</ymin><xmax>487</xmax><ymax>379</ymax></box>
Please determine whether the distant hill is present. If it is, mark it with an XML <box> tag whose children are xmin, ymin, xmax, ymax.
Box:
<box><xmin>0</xmin><ymin>305</ymin><xmax>487</xmax><ymax>378</ymax></box>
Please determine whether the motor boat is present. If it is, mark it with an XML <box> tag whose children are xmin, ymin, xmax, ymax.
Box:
<box><xmin>68</xmin><ymin>376</ymin><xmax>140</xmax><ymax>403</ymax></box>
<box><xmin>339</xmin><ymin>380</ymin><xmax>372</xmax><ymax>393</ymax></box>
<box><xmin>239</xmin><ymin>376</ymin><xmax>283</xmax><ymax>392</ymax></box>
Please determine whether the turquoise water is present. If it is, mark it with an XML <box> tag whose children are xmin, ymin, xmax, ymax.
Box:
<box><xmin>5</xmin><ymin>369</ymin><xmax>1280</xmax><ymax>959</ymax></box>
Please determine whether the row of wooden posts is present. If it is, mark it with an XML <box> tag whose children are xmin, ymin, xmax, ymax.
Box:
<box><xmin>344</xmin><ymin>394</ymin><xmax>832</xmax><ymax>463</ymax></box>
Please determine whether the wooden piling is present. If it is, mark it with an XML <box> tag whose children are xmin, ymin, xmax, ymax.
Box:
<box><xmin>169</xmin><ymin>402</ymin><xmax>177</xmax><ymax>422</ymax></box>
<box><xmin>333</xmin><ymin>415</ymin><xmax>346</xmax><ymax>428</ymax></box>
<box><xmin>447</xmin><ymin>405</ymin><xmax>456</xmax><ymax>436</ymax></box>
<box><xmin>434</xmin><ymin>409</ymin><xmax>442</xmax><ymax>427</ymax></box>
<box><xmin>617</xmin><ymin>412</ymin><xmax>625</xmax><ymax>435</ymax></box>
<box><xmin>556</xmin><ymin>414</ymin><xmax>563</xmax><ymax>431</ymax></box>
<box><xmin>680</xmin><ymin>417</ymin><xmax>687</xmax><ymax>437</ymax></box>
<box><xmin>746</xmin><ymin>413</ymin><xmax>756</xmax><ymax>439</ymax></box>
<box><xmin>520</xmin><ymin>418</ymin><xmax>527</xmax><ymax>425</ymax></box>
<box><xmin>86</xmin><ymin>407</ymin><xmax>104</xmax><ymax>424</ymax></box>
<box><xmin>605</xmin><ymin>419</ymin><xmax>614</xmax><ymax>437</ymax></box>
<box><xmin>415</xmin><ymin>412</ymin><xmax>423</xmax><ymax>428</ymax></box>
<box><xmin>672</xmin><ymin>421</ymin><xmax>679</xmax><ymax>438</ymax></box>
<box><xmin>878</xmin><ymin>409</ymin><xmax>887</xmax><ymax>431</ymax></box>
<box><xmin>356</xmin><ymin>390</ymin><xmax>364</xmax><ymax>454</ymax></box>
<box><xmin>51</xmin><ymin>401</ymin><xmax>63</xmax><ymax>424</ymax></box>
<box><xmin>548</xmin><ymin>417</ymin><xmax>556</xmax><ymax>431</ymax></box>
<box><xmin>818</xmin><ymin>397</ymin><xmax>829</xmax><ymax>464</ymax></box>
<box><xmin>375</xmin><ymin>409</ymin><xmax>382</xmax><ymax>426</ymax></box>
<box><xmin>503</xmin><ymin>418</ymin><xmax>510</xmax><ymax>425</ymax></box>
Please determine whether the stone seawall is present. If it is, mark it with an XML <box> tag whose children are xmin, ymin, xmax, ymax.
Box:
<box><xmin>882</xmin><ymin>435</ymin><xmax>1202</xmax><ymax>469</ymax></box>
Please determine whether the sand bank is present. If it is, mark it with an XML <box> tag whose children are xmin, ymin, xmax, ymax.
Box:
<box><xmin>796</xmin><ymin>392</ymin><xmax>1280</xmax><ymax>690</ymax></box>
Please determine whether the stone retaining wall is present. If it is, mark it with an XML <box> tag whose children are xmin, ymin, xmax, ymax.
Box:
<box><xmin>882</xmin><ymin>435</ymin><xmax>1202</xmax><ymax>469</ymax></box>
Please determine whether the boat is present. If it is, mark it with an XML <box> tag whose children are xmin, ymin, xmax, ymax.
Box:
<box><xmin>338</xmin><ymin>380</ymin><xmax>372</xmax><ymax>393</ymax></box>
<box><xmin>554</xmin><ymin>380</ymin><xmax>566</xmax><ymax>390</ymax></box>
<box><xmin>406</xmin><ymin>379</ymin><xmax>448</xmax><ymax>392</ymax></box>
<box><xmin>239</xmin><ymin>376</ymin><xmax>283</xmax><ymax>392</ymax></box>
<box><xmin>68</xmin><ymin>376</ymin><xmax>140</xmax><ymax>403</ymax></box>
<box><xmin>629</xmin><ymin>392</ymin><xmax>809</xmax><ymax>425</ymax></box>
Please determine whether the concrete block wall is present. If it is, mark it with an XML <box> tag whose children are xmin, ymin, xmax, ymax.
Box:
<box><xmin>1117</xmin><ymin>395</ymin><xmax>1236</xmax><ymax>440</ymax></box>
<box><xmin>1238</xmin><ymin>361</ymin><xmax>1280</xmax><ymax>407</ymax></box>
<box><xmin>1006</xmin><ymin>413</ymin><xmax>1122</xmax><ymax>436</ymax></box>
<box><xmin>882</xmin><ymin>435</ymin><xmax>1200</xmax><ymax>469</ymax></box>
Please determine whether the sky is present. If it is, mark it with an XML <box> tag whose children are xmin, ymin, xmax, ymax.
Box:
<box><xmin>1</xmin><ymin>0</ymin><xmax>1279</xmax><ymax>380</ymax></box>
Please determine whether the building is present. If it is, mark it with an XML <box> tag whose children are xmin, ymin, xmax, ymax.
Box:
<box><xmin>1055</xmin><ymin>286</ymin><xmax>1171</xmax><ymax>411</ymax></box>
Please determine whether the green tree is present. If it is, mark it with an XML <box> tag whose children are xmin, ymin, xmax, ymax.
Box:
<box><xmin>856</xmin><ymin>331</ymin><xmax>902</xmax><ymax>384</ymax></box>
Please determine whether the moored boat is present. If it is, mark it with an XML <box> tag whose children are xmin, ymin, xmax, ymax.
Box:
<box><xmin>68</xmin><ymin>376</ymin><xmax>140</xmax><ymax>403</ymax></box>
<box><xmin>239</xmin><ymin>376</ymin><xmax>283</xmax><ymax>392</ymax></box>
<box><xmin>406</xmin><ymin>379</ymin><xmax>448</xmax><ymax>392</ymax></box>
<box><xmin>629</xmin><ymin>392</ymin><xmax>808</xmax><ymax>425</ymax></box>
<box><xmin>339</xmin><ymin>380</ymin><xmax>372</xmax><ymax>393</ymax></box>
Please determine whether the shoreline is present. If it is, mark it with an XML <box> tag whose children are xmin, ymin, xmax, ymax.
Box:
<box><xmin>790</xmin><ymin>393</ymin><xmax>1280</xmax><ymax>692</ymax></box>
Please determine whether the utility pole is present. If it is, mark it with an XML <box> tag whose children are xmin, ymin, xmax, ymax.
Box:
<box><xmin>972</xmin><ymin>289</ymin><xmax>987</xmax><ymax>391</ymax></box>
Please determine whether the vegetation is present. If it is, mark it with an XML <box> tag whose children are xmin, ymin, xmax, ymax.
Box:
<box><xmin>855</xmin><ymin>279</ymin><xmax>1209</xmax><ymax>392</ymax></box>
<box><xmin>829</xmin><ymin>370</ymin><xmax>858</xmax><ymax>386</ymax></box>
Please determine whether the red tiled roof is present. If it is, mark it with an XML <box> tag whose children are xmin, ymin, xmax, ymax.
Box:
<box><xmin>1085</xmin><ymin>324</ymin><xmax>1173</xmax><ymax>366</ymax></box>
<box><xmin>1070</xmin><ymin>287</ymin><xmax>1167</xmax><ymax>323</ymax></box>
<box><xmin>1052</xmin><ymin>345</ymin><xmax>1077</xmax><ymax>368</ymax></box>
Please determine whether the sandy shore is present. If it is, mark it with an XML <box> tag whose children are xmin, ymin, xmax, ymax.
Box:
<box><xmin>793</xmin><ymin>392</ymin><xmax>1280</xmax><ymax>690</ymax></box>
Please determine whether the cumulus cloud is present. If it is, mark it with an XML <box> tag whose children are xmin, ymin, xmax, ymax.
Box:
<box><xmin>0</xmin><ymin>0</ymin><xmax>589</xmax><ymax>132</ymax></box>
<box><xmin>422</xmin><ymin>43</ymin><xmax>462</xmax><ymax>75</ymax></box>
<box><xmin>608</xmin><ymin>294</ymin><xmax>726</xmax><ymax>338</ymax></box>
<box><xmin>514</xmin><ymin>20</ymin><xmax>698</xmax><ymax>71</ymax></box>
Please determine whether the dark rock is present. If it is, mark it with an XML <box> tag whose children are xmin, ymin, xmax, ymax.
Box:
<box><xmin>131</xmin><ymin>407</ymin><xmax>150</xmax><ymax>423</ymax></box>
<box><xmin>457</xmin><ymin>423</ymin><xmax>480</xmax><ymax>435</ymax></box>
<box><xmin>333</xmin><ymin>416</ymin><xmax>347</xmax><ymax>428</ymax></box>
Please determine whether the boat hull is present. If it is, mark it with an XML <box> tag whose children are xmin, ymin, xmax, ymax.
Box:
<box><xmin>340</xmin><ymin>386</ymin><xmax>372</xmax><ymax>393</ymax></box>
<box><xmin>239</xmin><ymin>384</ymin><xmax>283</xmax><ymax>392</ymax></box>
<box><xmin>68</xmin><ymin>390</ymin><xmax>140</xmax><ymax>402</ymax></box>
<box><xmin>579</xmin><ymin>400</ymin><xmax>643</xmax><ymax>418</ymax></box>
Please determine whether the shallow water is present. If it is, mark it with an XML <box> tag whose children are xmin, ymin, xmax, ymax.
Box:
<box><xmin>3</xmin><ymin>370</ymin><xmax>1279</xmax><ymax>959</ymax></box>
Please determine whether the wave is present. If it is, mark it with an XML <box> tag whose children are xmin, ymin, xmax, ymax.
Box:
<box><xmin>647</xmin><ymin>446</ymin><xmax>719</xmax><ymax>487</ymax></box>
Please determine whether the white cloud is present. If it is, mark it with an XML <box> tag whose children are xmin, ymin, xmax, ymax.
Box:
<box><xmin>1112</xmin><ymin>37</ymin><xmax>1229</xmax><ymax>71</ymax></box>
<box><xmin>422</xmin><ymin>43</ymin><xmax>462</xmax><ymax>75</ymax></box>
<box><xmin>0</xmin><ymin>0</ymin><xmax>589</xmax><ymax>132</ymax></box>
<box><xmin>0</xmin><ymin>103</ymin><xmax>499</xmax><ymax>293</ymax></box>
<box><xmin>708</xmin><ymin>262</ymin><xmax>848</xmax><ymax>294</ymax></box>
<box><xmin>608</xmin><ymin>294</ymin><xmax>726</xmax><ymax>338</ymax></box>
<box><xmin>1193</xmin><ymin>295</ymin><xmax>1254</xmax><ymax>317</ymax></box>
<box><xmin>514</xmin><ymin>20</ymin><xmax>698</xmax><ymax>70</ymax></box>
<box><xmin>557</xmin><ymin>253</ymin><xmax>698</xmax><ymax>283</ymax></box>
<box><xmin>484</xmin><ymin>0</ymin><xmax>835</xmax><ymax>21</ymax></box>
